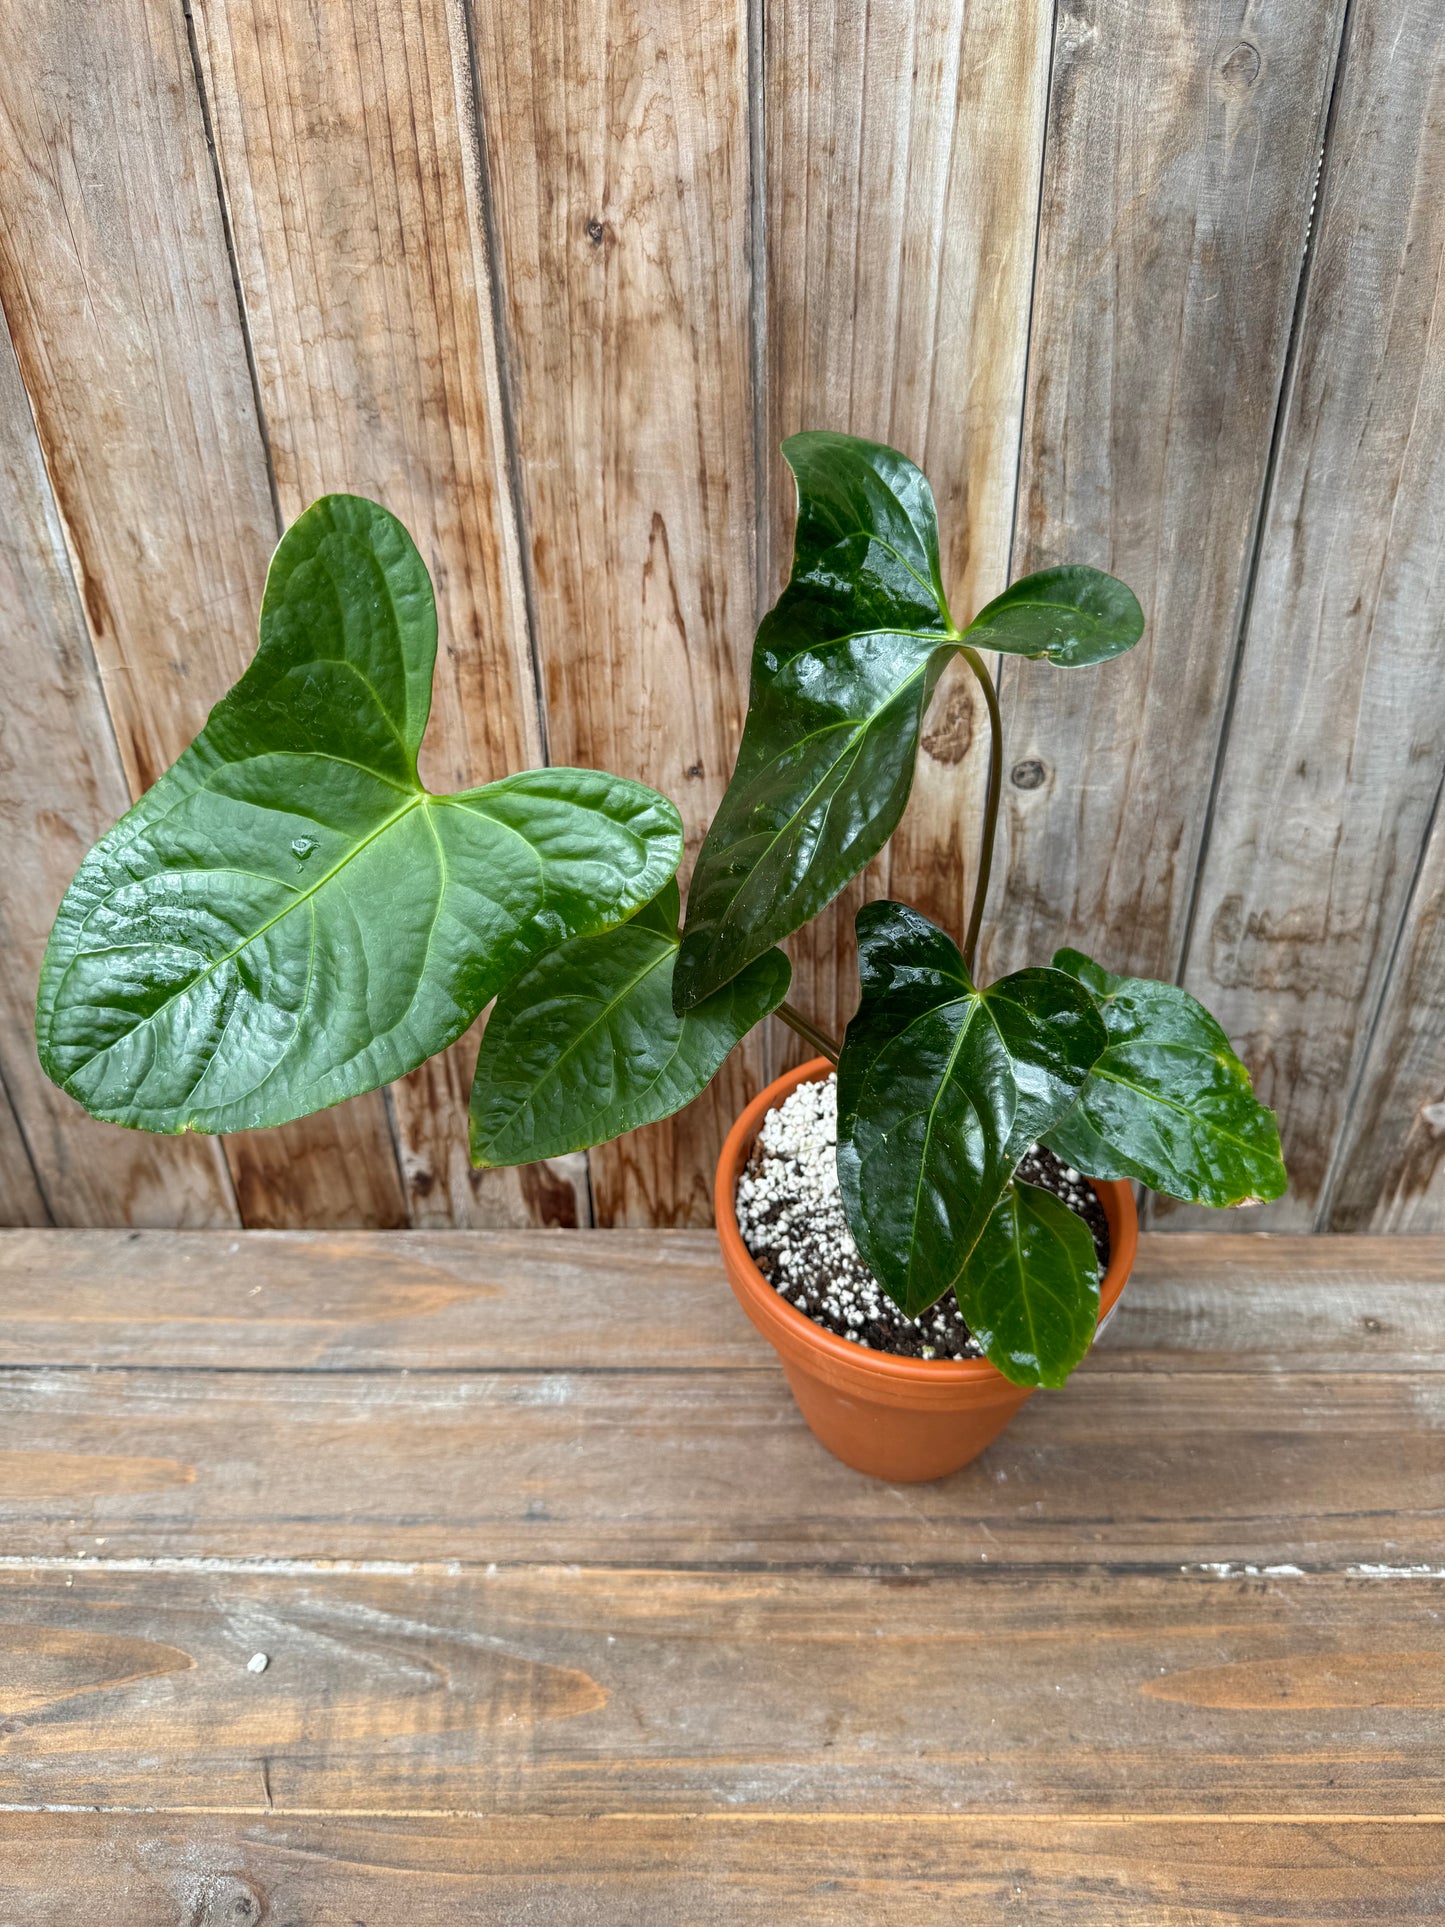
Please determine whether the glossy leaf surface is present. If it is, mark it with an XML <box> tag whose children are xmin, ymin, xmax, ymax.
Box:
<box><xmin>37</xmin><ymin>495</ymin><xmax>682</xmax><ymax>1134</ymax></box>
<box><xmin>1044</xmin><ymin>949</ymin><xmax>1287</xmax><ymax>1207</ymax></box>
<box><xmin>835</xmin><ymin>902</ymin><xmax>1107</xmax><ymax>1319</ymax></box>
<box><xmin>673</xmin><ymin>431</ymin><xmax>1145</xmax><ymax>1011</ymax></box>
<box><xmin>953</xmin><ymin>1179</ymin><xmax>1102</xmax><ymax>1388</ymax></box>
<box><xmin>469</xmin><ymin>878</ymin><xmax>789</xmax><ymax>1166</ymax></box>
<box><xmin>673</xmin><ymin>433</ymin><xmax>955</xmax><ymax>1010</ymax></box>
<box><xmin>963</xmin><ymin>566</ymin><xmax>1144</xmax><ymax>665</ymax></box>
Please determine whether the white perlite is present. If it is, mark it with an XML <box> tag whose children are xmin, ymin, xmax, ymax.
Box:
<box><xmin>735</xmin><ymin>1073</ymin><xmax>980</xmax><ymax>1358</ymax></box>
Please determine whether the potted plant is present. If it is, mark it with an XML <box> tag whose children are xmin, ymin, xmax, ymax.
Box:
<box><xmin>37</xmin><ymin>435</ymin><xmax>1285</xmax><ymax>1481</ymax></box>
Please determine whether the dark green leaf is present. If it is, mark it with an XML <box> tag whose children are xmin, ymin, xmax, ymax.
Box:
<box><xmin>835</xmin><ymin>902</ymin><xmax>1107</xmax><ymax>1318</ymax></box>
<box><xmin>673</xmin><ymin>432</ymin><xmax>956</xmax><ymax>1010</ymax></box>
<box><xmin>1044</xmin><ymin>949</ymin><xmax>1288</xmax><ymax>1207</ymax></box>
<box><xmin>953</xmin><ymin>1179</ymin><xmax>1102</xmax><ymax>1388</ymax></box>
<box><xmin>37</xmin><ymin>494</ymin><xmax>682</xmax><ymax>1134</ymax></box>
<box><xmin>469</xmin><ymin>877</ymin><xmax>789</xmax><ymax>1165</ymax></box>
<box><xmin>963</xmin><ymin>566</ymin><xmax>1144</xmax><ymax>665</ymax></box>
<box><xmin>673</xmin><ymin>435</ymin><xmax>1146</xmax><ymax>1013</ymax></box>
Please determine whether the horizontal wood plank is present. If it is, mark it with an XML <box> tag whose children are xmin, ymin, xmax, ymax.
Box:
<box><xmin>0</xmin><ymin>1811</ymin><xmax>1441</xmax><ymax>1922</ymax></box>
<box><xmin>0</xmin><ymin>1227</ymin><xmax>1438</xmax><ymax>1902</ymax></box>
<box><xmin>0</xmin><ymin>1230</ymin><xmax>1438</xmax><ymax>1372</ymax></box>
<box><xmin>0</xmin><ymin>1565</ymin><xmax>1442</xmax><ymax>1816</ymax></box>
<box><xmin>0</xmin><ymin>1356</ymin><xmax>1438</xmax><ymax>1568</ymax></box>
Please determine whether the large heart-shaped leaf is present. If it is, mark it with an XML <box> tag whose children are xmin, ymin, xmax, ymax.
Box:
<box><xmin>469</xmin><ymin>877</ymin><xmax>789</xmax><ymax>1166</ymax></box>
<box><xmin>1043</xmin><ymin>949</ymin><xmax>1287</xmax><ymax>1207</ymax></box>
<box><xmin>37</xmin><ymin>494</ymin><xmax>682</xmax><ymax>1134</ymax></box>
<box><xmin>953</xmin><ymin>1179</ymin><xmax>1102</xmax><ymax>1388</ymax></box>
<box><xmin>835</xmin><ymin>901</ymin><xmax>1107</xmax><ymax>1318</ymax></box>
<box><xmin>673</xmin><ymin>431</ymin><xmax>1144</xmax><ymax>1011</ymax></box>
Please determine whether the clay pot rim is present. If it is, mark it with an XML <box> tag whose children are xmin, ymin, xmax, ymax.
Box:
<box><xmin>715</xmin><ymin>1055</ymin><xmax>1139</xmax><ymax>1392</ymax></box>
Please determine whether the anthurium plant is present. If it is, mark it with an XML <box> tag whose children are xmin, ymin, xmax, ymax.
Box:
<box><xmin>39</xmin><ymin>434</ymin><xmax>1285</xmax><ymax>1388</ymax></box>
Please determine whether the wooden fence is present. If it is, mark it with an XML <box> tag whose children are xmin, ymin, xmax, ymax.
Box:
<box><xmin>0</xmin><ymin>0</ymin><xmax>1440</xmax><ymax>1233</ymax></box>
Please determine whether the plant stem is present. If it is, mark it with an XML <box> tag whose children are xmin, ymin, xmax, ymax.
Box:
<box><xmin>777</xmin><ymin>999</ymin><xmax>840</xmax><ymax>1065</ymax></box>
<box><xmin>959</xmin><ymin>644</ymin><xmax>1003</xmax><ymax>978</ymax></box>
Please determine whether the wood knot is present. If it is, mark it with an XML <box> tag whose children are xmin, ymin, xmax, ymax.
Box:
<box><xmin>184</xmin><ymin>1875</ymin><xmax>267</xmax><ymax>1926</ymax></box>
<box><xmin>586</xmin><ymin>217</ymin><xmax>606</xmax><ymax>246</ymax></box>
<box><xmin>1010</xmin><ymin>759</ymin><xmax>1047</xmax><ymax>790</ymax></box>
<box><xmin>1218</xmin><ymin>41</ymin><xmax>1260</xmax><ymax>93</ymax></box>
<box><xmin>920</xmin><ymin>689</ymin><xmax>974</xmax><ymax>765</ymax></box>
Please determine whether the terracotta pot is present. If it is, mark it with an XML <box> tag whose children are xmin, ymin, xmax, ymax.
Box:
<box><xmin>715</xmin><ymin>1056</ymin><xmax>1138</xmax><ymax>1482</ymax></box>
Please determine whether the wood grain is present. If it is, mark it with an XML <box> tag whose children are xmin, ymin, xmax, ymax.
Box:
<box><xmin>0</xmin><ymin>1565</ymin><xmax>1441</xmax><ymax>1814</ymax></box>
<box><xmin>1178</xmin><ymin>0</ymin><xmax>1445</xmax><ymax>1229</ymax></box>
<box><xmin>189</xmin><ymin>0</ymin><xmax>582</xmax><ymax>1229</ymax></box>
<box><xmin>0</xmin><ymin>305</ymin><xmax>235</xmax><ymax>1229</ymax></box>
<box><xmin>1329</xmin><ymin>814</ymin><xmax>1445</xmax><ymax>1231</ymax></box>
<box><xmin>0</xmin><ymin>0</ymin><xmax>409</xmax><ymax>1231</ymax></box>
<box><xmin>0</xmin><ymin>1082</ymin><xmax>47</xmax><ymax>1229</ymax></box>
<box><xmin>0</xmin><ymin>1228</ymin><xmax>1439</xmax><ymax>1373</ymax></box>
<box><xmin>3</xmin><ymin>1812</ymin><xmax>1440</xmax><ymax>1924</ymax></box>
<box><xmin>0</xmin><ymin>1355</ymin><xmax>1439</xmax><ymax>1567</ymax></box>
<box><xmin>762</xmin><ymin>0</ymin><xmax>1052</xmax><ymax>1058</ymax></box>
<box><xmin>0</xmin><ymin>1226</ymin><xmax>1439</xmax><ymax>1909</ymax></box>
<box><xmin>471</xmin><ymin>0</ymin><xmax>761</xmax><ymax>1224</ymax></box>
<box><xmin>986</xmin><ymin>0</ymin><xmax>1346</xmax><ymax>993</ymax></box>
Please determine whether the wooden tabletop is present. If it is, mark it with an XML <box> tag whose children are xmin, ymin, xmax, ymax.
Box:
<box><xmin>0</xmin><ymin>1228</ymin><xmax>1441</xmax><ymax>1921</ymax></box>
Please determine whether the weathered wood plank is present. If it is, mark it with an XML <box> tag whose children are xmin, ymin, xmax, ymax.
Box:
<box><xmin>1</xmin><ymin>1813</ymin><xmax>1441</xmax><ymax>1923</ymax></box>
<box><xmin>0</xmin><ymin>0</ymin><xmax>409</xmax><ymax>1230</ymax></box>
<box><xmin>1329</xmin><ymin>815</ymin><xmax>1445</xmax><ymax>1232</ymax></box>
<box><xmin>190</xmin><ymin>0</ymin><xmax>581</xmax><ymax>1229</ymax></box>
<box><xmin>1178</xmin><ymin>0</ymin><xmax>1445</xmax><ymax>1229</ymax></box>
<box><xmin>762</xmin><ymin>0</ymin><xmax>1052</xmax><ymax>1057</ymax></box>
<box><xmin>0</xmin><ymin>1081</ymin><xmax>47</xmax><ymax>1228</ymax></box>
<box><xmin>0</xmin><ymin>1357</ymin><xmax>1438</xmax><ymax>1567</ymax></box>
<box><xmin>0</xmin><ymin>1566</ymin><xmax>1440</xmax><ymax>1815</ymax></box>
<box><xmin>471</xmin><ymin>0</ymin><xmax>761</xmax><ymax>1224</ymax></box>
<box><xmin>0</xmin><ymin>310</ymin><xmax>235</xmax><ymax>1229</ymax></box>
<box><xmin>986</xmin><ymin>0</ymin><xmax>1346</xmax><ymax>995</ymax></box>
<box><xmin>0</xmin><ymin>1230</ymin><xmax>1439</xmax><ymax>1373</ymax></box>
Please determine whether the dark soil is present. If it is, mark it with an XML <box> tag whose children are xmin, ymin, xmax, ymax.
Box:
<box><xmin>739</xmin><ymin>1114</ymin><xmax>1110</xmax><ymax>1362</ymax></box>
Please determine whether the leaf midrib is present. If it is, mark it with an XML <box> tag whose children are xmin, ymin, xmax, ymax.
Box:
<box><xmin>811</xmin><ymin>523</ymin><xmax>947</xmax><ymax>616</ymax></box>
<box><xmin>860</xmin><ymin>985</ymin><xmax>991</xmax><ymax>1304</ymax></box>
<box><xmin>1087</xmin><ymin>1052</ymin><xmax>1270</xmax><ymax>1157</ymax></box>
<box><xmin>703</xmin><ymin>654</ymin><xmax>936</xmax><ymax>958</ymax></box>
<box><xmin>58</xmin><ymin>791</ymin><xmax>428</xmax><ymax>1085</ymax></box>
<box><xmin>476</xmin><ymin>930</ymin><xmax>679</xmax><ymax>1155</ymax></box>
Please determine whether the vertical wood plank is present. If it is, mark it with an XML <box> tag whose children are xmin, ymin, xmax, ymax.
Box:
<box><xmin>0</xmin><ymin>318</ymin><xmax>235</xmax><ymax>1227</ymax></box>
<box><xmin>986</xmin><ymin>0</ymin><xmax>1346</xmax><ymax>1005</ymax></box>
<box><xmin>189</xmin><ymin>0</ymin><xmax>586</xmax><ymax>1229</ymax></box>
<box><xmin>763</xmin><ymin>0</ymin><xmax>1053</xmax><ymax>1055</ymax></box>
<box><xmin>1328</xmin><ymin>806</ymin><xmax>1445</xmax><ymax>1231</ymax></box>
<box><xmin>472</xmin><ymin>0</ymin><xmax>759</xmax><ymax>1224</ymax></box>
<box><xmin>0</xmin><ymin>1083</ymin><xmax>48</xmax><ymax>1229</ymax></box>
<box><xmin>0</xmin><ymin>0</ymin><xmax>409</xmax><ymax>1229</ymax></box>
<box><xmin>1176</xmin><ymin>0</ymin><xmax>1445</xmax><ymax>1230</ymax></box>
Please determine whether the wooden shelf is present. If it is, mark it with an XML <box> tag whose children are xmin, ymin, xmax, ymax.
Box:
<box><xmin>0</xmin><ymin>1229</ymin><xmax>1442</xmax><ymax>1918</ymax></box>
